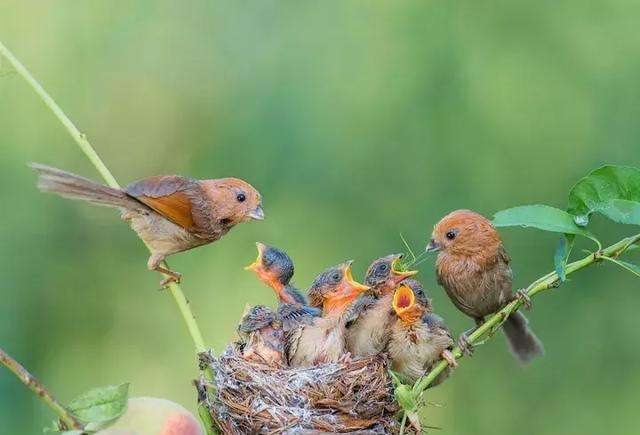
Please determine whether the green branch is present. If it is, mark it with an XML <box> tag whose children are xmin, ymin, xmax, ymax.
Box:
<box><xmin>0</xmin><ymin>347</ymin><xmax>84</xmax><ymax>430</ymax></box>
<box><xmin>0</xmin><ymin>40</ymin><xmax>217</xmax><ymax>434</ymax></box>
<box><xmin>408</xmin><ymin>232</ymin><xmax>640</xmax><ymax>419</ymax></box>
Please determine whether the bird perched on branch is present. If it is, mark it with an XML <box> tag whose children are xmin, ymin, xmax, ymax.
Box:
<box><xmin>345</xmin><ymin>254</ymin><xmax>417</xmax><ymax>357</ymax></box>
<box><xmin>237</xmin><ymin>305</ymin><xmax>284</xmax><ymax>366</ymax></box>
<box><xmin>245</xmin><ymin>243</ymin><xmax>320</xmax><ymax>330</ymax></box>
<box><xmin>426</xmin><ymin>209</ymin><xmax>544</xmax><ymax>363</ymax></box>
<box><xmin>30</xmin><ymin>163</ymin><xmax>263</xmax><ymax>285</ymax></box>
<box><xmin>286</xmin><ymin>261</ymin><xmax>369</xmax><ymax>367</ymax></box>
<box><xmin>387</xmin><ymin>279</ymin><xmax>456</xmax><ymax>386</ymax></box>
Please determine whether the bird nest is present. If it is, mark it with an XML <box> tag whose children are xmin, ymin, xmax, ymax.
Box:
<box><xmin>198</xmin><ymin>347</ymin><xmax>400</xmax><ymax>434</ymax></box>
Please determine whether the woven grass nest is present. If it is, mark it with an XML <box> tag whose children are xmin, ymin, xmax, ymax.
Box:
<box><xmin>199</xmin><ymin>346</ymin><xmax>400</xmax><ymax>434</ymax></box>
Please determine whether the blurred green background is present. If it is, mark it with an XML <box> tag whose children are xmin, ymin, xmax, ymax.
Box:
<box><xmin>1</xmin><ymin>1</ymin><xmax>639</xmax><ymax>434</ymax></box>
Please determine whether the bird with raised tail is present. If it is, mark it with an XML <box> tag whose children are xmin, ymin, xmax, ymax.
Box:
<box><xmin>286</xmin><ymin>261</ymin><xmax>369</xmax><ymax>367</ymax></box>
<box><xmin>387</xmin><ymin>279</ymin><xmax>457</xmax><ymax>387</ymax></box>
<box><xmin>426</xmin><ymin>209</ymin><xmax>544</xmax><ymax>363</ymax></box>
<box><xmin>30</xmin><ymin>163</ymin><xmax>264</xmax><ymax>285</ymax></box>
<box><xmin>345</xmin><ymin>254</ymin><xmax>417</xmax><ymax>358</ymax></box>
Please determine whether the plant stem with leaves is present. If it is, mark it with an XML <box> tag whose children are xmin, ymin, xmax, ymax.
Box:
<box><xmin>0</xmin><ymin>40</ymin><xmax>217</xmax><ymax>434</ymax></box>
<box><xmin>0</xmin><ymin>347</ymin><xmax>84</xmax><ymax>431</ymax></box>
<box><xmin>399</xmin><ymin>232</ymin><xmax>640</xmax><ymax>433</ymax></box>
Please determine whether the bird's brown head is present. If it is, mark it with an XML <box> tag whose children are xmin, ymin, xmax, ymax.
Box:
<box><xmin>307</xmin><ymin>261</ymin><xmax>370</xmax><ymax>316</ymax></box>
<box><xmin>364</xmin><ymin>254</ymin><xmax>418</xmax><ymax>296</ymax></box>
<box><xmin>204</xmin><ymin>178</ymin><xmax>264</xmax><ymax>226</ymax></box>
<box><xmin>245</xmin><ymin>243</ymin><xmax>296</xmax><ymax>303</ymax></box>
<box><xmin>392</xmin><ymin>282</ymin><xmax>425</xmax><ymax>325</ymax></box>
<box><xmin>426</xmin><ymin>209</ymin><xmax>502</xmax><ymax>259</ymax></box>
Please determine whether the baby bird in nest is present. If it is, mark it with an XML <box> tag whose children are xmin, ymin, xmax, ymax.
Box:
<box><xmin>31</xmin><ymin>164</ymin><xmax>264</xmax><ymax>285</ymax></box>
<box><xmin>387</xmin><ymin>279</ymin><xmax>457</xmax><ymax>387</ymax></box>
<box><xmin>286</xmin><ymin>261</ymin><xmax>369</xmax><ymax>367</ymax></box>
<box><xmin>345</xmin><ymin>254</ymin><xmax>417</xmax><ymax>357</ymax></box>
<box><xmin>237</xmin><ymin>305</ymin><xmax>284</xmax><ymax>366</ymax></box>
<box><xmin>427</xmin><ymin>209</ymin><xmax>544</xmax><ymax>363</ymax></box>
<box><xmin>245</xmin><ymin>243</ymin><xmax>320</xmax><ymax>330</ymax></box>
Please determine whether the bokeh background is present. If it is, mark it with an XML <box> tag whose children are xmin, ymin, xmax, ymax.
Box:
<box><xmin>1</xmin><ymin>1</ymin><xmax>640</xmax><ymax>434</ymax></box>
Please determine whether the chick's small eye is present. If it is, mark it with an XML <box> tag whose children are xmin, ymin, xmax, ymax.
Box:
<box><xmin>236</xmin><ymin>192</ymin><xmax>246</xmax><ymax>202</ymax></box>
<box><xmin>446</xmin><ymin>230</ymin><xmax>457</xmax><ymax>240</ymax></box>
<box><xmin>262</xmin><ymin>255</ymin><xmax>273</xmax><ymax>267</ymax></box>
<box><xmin>378</xmin><ymin>263</ymin><xmax>388</xmax><ymax>272</ymax></box>
<box><xmin>331</xmin><ymin>272</ymin><xmax>341</xmax><ymax>282</ymax></box>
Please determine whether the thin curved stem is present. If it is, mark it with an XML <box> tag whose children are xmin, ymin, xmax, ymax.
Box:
<box><xmin>1</xmin><ymin>40</ymin><xmax>216</xmax><ymax>433</ymax></box>
<box><xmin>0</xmin><ymin>347</ymin><xmax>84</xmax><ymax>430</ymax></box>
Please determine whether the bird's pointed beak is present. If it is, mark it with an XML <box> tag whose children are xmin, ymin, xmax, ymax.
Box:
<box><xmin>426</xmin><ymin>238</ymin><xmax>441</xmax><ymax>253</ymax></box>
<box><xmin>390</xmin><ymin>255</ymin><xmax>418</xmax><ymax>286</ymax></box>
<box><xmin>392</xmin><ymin>284</ymin><xmax>416</xmax><ymax>320</ymax></box>
<box><xmin>244</xmin><ymin>242</ymin><xmax>265</xmax><ymax>271</ymax></box>
<box><xmin>343</xmin><ymin>261</ymin><xmax>370</xmax><ymax>296</ymax></box>
<box><xmin>249</xmin><ymin>205</ymin><xmax>264</xmax><ymax>221</ymax></box>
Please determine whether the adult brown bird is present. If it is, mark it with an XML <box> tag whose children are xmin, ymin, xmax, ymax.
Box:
<box><xmin>245</xmin><ymin>242</ymin><xmax>321</xmax><ymax>330</ymax></box>
<box><xmin>345</xmin><ymin>254</ymin><xmax>417</xmax><ymax>357</ymax></box>
<box><xmin>426</xmin><ymin>209</ymin><xmax>544</xmax><ymax>363</ymax></box>
<box><xmin>30</xmin><ymin>163</ymin><xmax>264</xmax><ymax>285</ymax></box>
<box><xmin>286</xmin><ymin>261</ymin><xmax>369</xmax><ymax>367</ymax></box>
<box><xmin>387</xmin><ymin>279</ymin><xmax>456</xmax><ymax>387</ymax></box>
<box><xmin>237</xmin><ymin>305</ymin><xmax>284</xmax><ymax>366</ymax></box>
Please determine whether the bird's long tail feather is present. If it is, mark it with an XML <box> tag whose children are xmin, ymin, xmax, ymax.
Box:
<box><xmin>29</xmin><ymin>163</ymin><xmax>139</xmax><ymax>209</ymax></box>
<box><xmin>503</xmin><ymin>311</ymin><xmax>544</xmax><ymax>364</ymax></box>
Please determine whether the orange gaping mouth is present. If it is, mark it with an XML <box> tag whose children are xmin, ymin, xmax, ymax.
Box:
<box><xmin>393</xmin><ymin>284</ymin><xmax>415</xmax><ymax>313</ymax></box>
<box><xmin>244</xmin><ymin>242</ymin><xmax>266</xmax><ymax>271</ymax></box>
<box><xmin>344</xmin><ymin>262</ymin><xmax>369</xmax><ymax>294</ymax></box>
<box><xmin>391</xmin><ymin>257</ymin><xmax>418</xmax><ymax>279</ymax></box>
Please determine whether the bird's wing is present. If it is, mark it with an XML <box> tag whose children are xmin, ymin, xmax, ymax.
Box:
<box><xmin>124</xmin><ymin>175</ymin><xmax>213</xmax><ymax>236</ymax></box>
<box><xmin>422</xmin><ymin>313</ymin><xmax>455</xmax><ymax>346</ymax></box>
<box><xmin>278</xmin><ymin>304</ymin><xmax>321</xmax><ymax>331</ymax></box>
<box><xmin>284</xmin><ymin>324</ymin><xmax>304</xmax><ymax>364</ymax></box>
<box><xmin>344</xmin><ymin>294</ymin><xmax>377</xmax><ymax>328</ymax></box>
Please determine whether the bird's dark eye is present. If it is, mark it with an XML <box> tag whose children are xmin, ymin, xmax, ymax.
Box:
<box><xmin>331</xmin><ymin>272</ymin><xmax>341</xmax><ymax>283</ymax></box>
<box><xmin>262</xmin><ymin>255</ymin><xmax>273</xmax><ymax>267</ymax></box>
<box><xmin>446</xmin><ymin>230</ymin><xmax>457</xmax><ymax>240</ymax></box>
<box><xmin>378</xmin><ymin>263</ymin><xmax>389</xmax><ymax>272</ymax></box>
<box><xmin>236</xmin><ymin>192</ymin><xmax>246</xmax><ymax>202</ymax></box>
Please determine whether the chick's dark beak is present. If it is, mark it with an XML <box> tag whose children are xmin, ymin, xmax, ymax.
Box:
<box><xmin>249</xmin><ymin>205</ymin><xmax>265</xmax><ymax>220</ymax></box>
<box><xmin>426</xmin><ymin>238</ymin><xmax>441</xmax><ymax>253</ymax></box>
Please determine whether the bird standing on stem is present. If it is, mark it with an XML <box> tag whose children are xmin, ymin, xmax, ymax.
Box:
<box><xmin>30</xmin><ymin>163</ymin><xmax>264</xmax><ymax>285</ymax></box>
<box><xmin>237</xmin><ymin>305</ymin><xmax>284</xmax><ymax>366</ymax></box>
<box><xmin>387</xmin><ymin>279</ymin><xmax>457</xmax><ymax>386</ymax></box>
<box><xmin>286</xmin><ymin>261</ymin><xmax>369</xmax><ymax>367</ymax></box>
<box><xmin>426</xmin><ymin>209</ymin><xmax>544</xmax><ymax>363</ymax></box>
<box><xmin>345</xmin><ymin>254</ymin><xmax>417</xmax><ymax>357</ymax></box>
<box><xmin>245</xmin><ymin>243</ymin><xmax>320</xmax><ymax>330</ymax></box>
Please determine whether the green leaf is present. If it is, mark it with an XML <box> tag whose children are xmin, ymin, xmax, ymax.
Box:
<box><xmin>553</xmin><ymin>235</ymin><xmax>571</xmax><ymax>282</ymax></box>
<box><xmin>67</xmin><ymin>383</ymin><xmax>129</xmax><ymax>430</ymax></box>
<box><xmin>567</xmin><ymin>165</ymin><xmax>640</xmax><ymax>226</ymax></box>
<box><xmin>594</xmin><ymin>199</ymin><xmax>640</xmax><ymax>225</ymax></box>
<box><xmin>492</xmin><ymin>205</ymin><xmax>597</xmax><ymax>238</ymax></box>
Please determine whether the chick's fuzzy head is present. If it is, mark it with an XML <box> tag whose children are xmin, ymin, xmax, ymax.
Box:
<box><xmin>364</xmin><ymin>253</ymin><xmax>418</xmax><ymax>296</ymax></box>
<box><xmin>307</xmin><ymin>261</ymin><xmax>369</xmax><ymax>314</ymax></box>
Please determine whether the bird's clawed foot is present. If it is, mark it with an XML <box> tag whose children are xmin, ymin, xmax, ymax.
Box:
<box><xmin>441</xmin><ymin>349</ymin><xmax>458</xmax><ymax>368</ymax></box>
<box><xmin>514</xmin><ymin>288</ymin><xmax>532</xmax><ymax>310</ymax></box>
<box><xmin>157</xmin><ymin>267</ymin><xmax>182</xmax><ymax>287</ymax></box>
<box><xmin>458</xmin><ymin>332</ymin><xmax>475</xmax><ymax>356</ymax></box>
